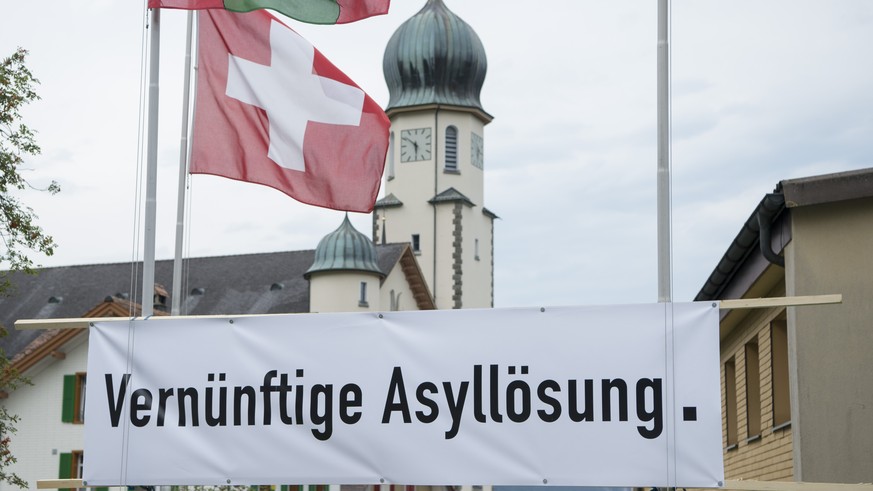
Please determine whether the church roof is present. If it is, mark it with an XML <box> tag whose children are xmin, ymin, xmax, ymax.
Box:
<box><xmin>0</xmin><ymin>244</ymin><xmax>407</xmax><ymax>359</ymax></box>
<box><xmin>374</xmin><ymin>193</ymin><xmax>404</xmax><ymax>208</ymax></box>
<box><xmin>383</xmin><ymin>0</ymin><xmax>489</xmax><ymax>118</ymax></box>
<box><xmin>305</xmin><ymin>214</ymin><xmax>384</xmax><ymax>278</ymax></box>
<box><xmin>428</xmin><ymin>187</ymin><xmax>475</xmax><ymax>206</ymax></box>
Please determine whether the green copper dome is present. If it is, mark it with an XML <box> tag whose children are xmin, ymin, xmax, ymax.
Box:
<box><xmin>305</xmin><ymin>215</ymin><xmax>384</xmax><ymax>278</ymax></box>
<box><xmin>383</xmin><ymin>0</ymin><xmax>487</xmax><ymax>114</ymax></box>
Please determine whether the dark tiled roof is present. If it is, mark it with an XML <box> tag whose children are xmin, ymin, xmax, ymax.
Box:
<box><xmin>428</xmin><ymin>187</ymin><xmax>475</xmax><ymax>206</ymax></box>
<box><xmin>374</xmin><ymin>193</ymin><xmax>403</xmax><ymax>208</ymax></box>
<box><xmin>0</xmin><ymin>244</ymin><xmax>407</xmax><ymax>358</ymax></box>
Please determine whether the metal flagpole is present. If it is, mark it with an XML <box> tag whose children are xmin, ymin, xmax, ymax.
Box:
<box><xmin>657</xmin><ymin>0</ymin><xmax>672</xmax><ymax>303</ymax></box>
<box><xmin>657</xmin><ymin>4</ymin><xmax>676</xmax><ymax>490</ymax></box>
<box><xmin>171</xmin><ymin>11</ymin><xmax>196</xmax><ymax>316</ymax></box>
<box><xmin>142</xmin><ymin>7</ymin><xmax>161</xmax><ymax>318</ymax></box>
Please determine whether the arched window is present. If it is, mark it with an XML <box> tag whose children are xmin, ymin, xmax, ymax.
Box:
<box><xmin>358</xmin><ymin>281</ymin><xmax>368</xmax><ymax>307</ymax></box>
<box><xmin>444</xmin><ymin>126</ymin><xmax>458</xmax><ymax>172</ymax></box>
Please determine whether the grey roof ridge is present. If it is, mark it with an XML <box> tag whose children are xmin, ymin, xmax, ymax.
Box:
<box><xmin>1</xmin><ymin>248</ymin><xmax>318</xmax><ymax>274</ymax></box>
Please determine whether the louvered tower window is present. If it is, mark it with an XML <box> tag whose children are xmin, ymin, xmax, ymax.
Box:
<box><xmin>445</xmin><ymin>126</ymin><xmax>458</xmax><ymax>172</ymax></box>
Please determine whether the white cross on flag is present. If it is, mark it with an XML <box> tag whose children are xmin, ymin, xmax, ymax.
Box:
<box><xmin>191</xmin><ymin>9</ymin><xmax>390</xmax><ymax>212</ymax></box>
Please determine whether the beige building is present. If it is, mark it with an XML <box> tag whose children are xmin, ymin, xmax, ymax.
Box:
<box><xmin>694</xmin><ymin>167</ymin><xmax>873</xmax><ymax>484</ymax></box>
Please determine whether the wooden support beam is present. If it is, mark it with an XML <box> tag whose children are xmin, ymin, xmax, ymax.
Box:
<box><xmin>15</xmin><ymin>312</ymin><xmax>298</xmax><ymax>331</ymax></box>
<box><xmin>37</xmin><ymin>479</ymin><xmax>82</xmax><ymax>489</ymax></box>
<box><xmin>719</xmin><ymin>294</ymin><xmax>841</xmax><ymax>310</ymax></box>
<box><xmin>16</xmin><ymin>294</ymin><xmax>841</xmax><ymax>331</ymax></box>
<box><xmin>723</xmin><ymin>479</ymin><xmax>873</xmax><ymax>490</ymax></box>
<box><xmin>33</xmin><ymin>479</ymin><xmax>873</xmax><ymax>490</ymax></box>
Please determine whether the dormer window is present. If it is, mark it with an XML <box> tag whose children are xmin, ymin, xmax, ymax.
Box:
<box><xmin>153</xmin><ymin>284</ymin><xmax>169</xmax><ymax>312</ymax></box>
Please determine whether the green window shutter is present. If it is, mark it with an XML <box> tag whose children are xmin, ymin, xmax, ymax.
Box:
<box><xmin>57</xmin><ymin>452</ymin><xmax>72</xmax><ymax>491</ymax></box>
<box><xmin>281</xmin><ymin>487</ymin><xmax>288</xmax><ymax>491</ymax></box>
<box><xmin>61</xmin><ymin>375</ymin><xmax>76</xmax><ymax>423</ymax></box>
<box><xmin>95</xmin><ymin>488</ymin><xmax>108</xmax><ymax>491</ymax></box>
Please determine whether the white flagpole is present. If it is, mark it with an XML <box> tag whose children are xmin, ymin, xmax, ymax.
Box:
<box><xmin>171</xmin><ymin>11</ymin><xmax>196</xmax><ymax>316</ymax></box>
<box><xmin>142</xmin><ymin>7</ymin><xmax>161</xmax><ymax>318</ymax></box>
<box><xmin>657</xmin><ymin>0</ymin><xmax>672</xmax><ymax>303</ymax></box>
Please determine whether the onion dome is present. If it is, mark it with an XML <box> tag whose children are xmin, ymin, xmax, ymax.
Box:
<box><xmin>383</xmin><ymin>0</ymin><xmax>488</xmax><ymax>116</ymax></box>
<box><xmin>305</xmin><ymin>215</ymin><xmax>384</xmax><ymax>278</ymax></box>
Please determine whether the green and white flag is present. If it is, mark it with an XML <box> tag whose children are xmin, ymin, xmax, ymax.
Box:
<box><xmin>148</xmin><ymin>0</ymin><xmax>389</xmax><ymax>24</ymax></box>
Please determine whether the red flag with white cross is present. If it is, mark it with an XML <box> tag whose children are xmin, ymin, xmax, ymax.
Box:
<box><xmin>191</xmin><ymin>9</ymin><xmax>389</xmax><ymax>212</ymax></box>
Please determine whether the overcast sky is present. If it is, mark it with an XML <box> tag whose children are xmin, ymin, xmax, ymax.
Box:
<box><xmin>2</xmin><ymin>1</ymin><xmax>871</xmax><ymax>309</ymax></box>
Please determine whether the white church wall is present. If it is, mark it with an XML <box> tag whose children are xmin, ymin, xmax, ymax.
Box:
<box><xmin>432</xmin><ymin>203</ymin><xmax>457</xmax><ymax>310</ymax></box>
<box><xmin>378</xmin><ymin>261</ymin><xmax>419</xmax><ymax>312</ymax></box>
<box><xmin>309</xmin><ymin>271</ymin><xmax>381</xmax><ymax>313</ymax></box>
<box><xmin>382</xmin><ymin>107</ymin><xmax>492</xmax><ymax>311</ymax></box>
<box><xmin>461</xmin><ymin>210</ymin><xmax>494</xmax><ymax>309</ymax></box>
<box><xmin>432</xmin><ymin>110</ymin><xmax>485</xmax><ymax>206</ymax></box>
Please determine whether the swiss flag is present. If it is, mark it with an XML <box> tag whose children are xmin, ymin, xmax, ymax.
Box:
<box><xmin>191</xmin><ymin>9</ymin><xmax>389</xmax><ymax>212</ymax></box>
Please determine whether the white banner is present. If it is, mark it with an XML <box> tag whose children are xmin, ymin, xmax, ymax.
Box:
<box><xmin>84</xmin><ymin>303</ymin><xmax>723</xmax><ymax>488</ymax></box>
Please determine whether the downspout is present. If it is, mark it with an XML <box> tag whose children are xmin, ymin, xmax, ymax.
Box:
<box><xmin>695</xmin><ymin>188</ymin><xmax>787</xmax><ymax>301</ymax></box>
<box><xmin>757</xmin><ymin>192</ymin><xmax>786</xmax><ymax>268</ymax></box>
<box><xmin>433</xmin><ymin>108</ymin><xmax>440</xmax><ymax>306</ymax></box>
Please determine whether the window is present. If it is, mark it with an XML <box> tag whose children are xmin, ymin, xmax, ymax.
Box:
<box><xmin>390</xmin><ymin>289</ymin><xmax>402</xmax><ymax>311</ymax></box>
<box><xmin>745</xmin><ymin>339</ymin><xmax>761</xmax><ymax>439</ymax></box>
<box><xmin>74</xmin><ymin>452</ymin><xmax>83</xmax><ymax>490</ymax></box>
<box><xmin>411</xmin><ymin>234</ymin><xmax>420</xmax><ymax>254</ymax></box>
<box><xmin>62</xmin><ymin>373</ymin><xmax>86</xmax><ymax>424</ymax></box>
<box><xmin>58</xmin><ymin>451</ymin><xmax>106</xmax><ymax>491</ymax></box>
<box><xmin>771</xmin><ymin>316</ymin><xmax>791</xmax><ymax>428</ymax></box>
<box><xmin>444</xmin><ymin>126</ymin><xmax>458</xmax><ymax>172</ymax></box>
<box><xmin>474</xmin><ymin>238</ymin><xmax>480</xmax><ymax>261</ymax></box>
<box><xmin>724</xmin><ymin>358</ymin><xmax>738</xmax><ymax>448</ymax></box>
<box><xmin>359</xmin><ymin>282</ymin><xmax>368</xmax><ymax>308</ymax></box>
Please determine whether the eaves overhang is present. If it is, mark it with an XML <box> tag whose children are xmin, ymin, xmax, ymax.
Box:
<box><xmin>695</xmin><ymin>192</ymin><xmax>788</xmax><ymax>302</ymax></box>
<box><xmin>385</xmin><ymin>103</ymin><xmax>493</xmax><ymax>125</ymax></box>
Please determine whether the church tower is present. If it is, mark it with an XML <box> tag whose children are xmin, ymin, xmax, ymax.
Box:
<box><xmin>374</xmin><ymin>0</ymin><xmax>495</xmax><ymax>310</ymax></box>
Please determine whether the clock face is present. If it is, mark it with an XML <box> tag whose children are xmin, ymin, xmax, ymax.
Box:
<box><xmin>471</xmin><ymin>132</ymin><xmax>484</xmax><ymax>169</ymax></box>
<box><xmin>400</xmin><ymin>128</ymin><xmax>432</xmax><ymax>162</ymax></box>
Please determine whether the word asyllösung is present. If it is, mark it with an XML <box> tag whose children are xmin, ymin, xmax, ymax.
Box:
<box><xmin>104</xmin><ymin>365</ymin><xmax>666</xmax><ymax>441</ymax></box>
